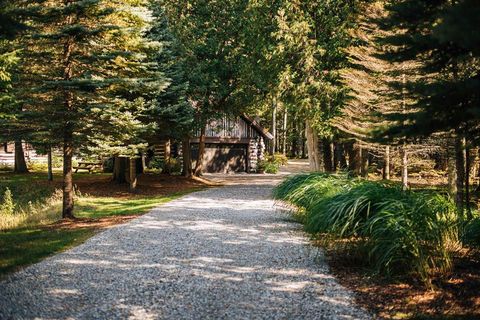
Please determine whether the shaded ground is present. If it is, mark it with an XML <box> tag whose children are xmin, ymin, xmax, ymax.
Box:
<box><xmin>326</xmin><ymin>247</ymin><xmax>480</xmax><ymax>320</ymax></box>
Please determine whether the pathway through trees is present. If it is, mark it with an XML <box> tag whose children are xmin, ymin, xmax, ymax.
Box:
<box><xmin>0</xmin><ymin>161</ymin><xmax>370</xmax><ymax>319</ymax></box>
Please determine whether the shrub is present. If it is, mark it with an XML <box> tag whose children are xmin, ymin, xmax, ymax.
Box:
<box><xmin>148</xmin><ymin>157</ymin><xmax>164</xmax><ymax>172</ymax></box>
<box><xmin>28</xmin><ymin>161</ymin><xmax>48</xmax><ymax>171</ymax></box>
<box><xmin>258</xmin><ymin>159</ymin><xmax>280</xmax><ymax>174</ymax></box>
<box><xmin>0</xmin><ymin>188</ymin><xmax>15</xmax><ymax>215</ymax></box>
<box><xmin>269</xmin><ymin>153</ymin><xmax>289</xmax><ymax>166</ymax></box>
<box><xmin>147</xmin><ymin>157</ymin><xmax>182</xmax><ymax>174</ymax></box>
<box><xmin>164</xmin><ymin>158</ymin><xmax>182</xmax><ymax>174</ymax></box>
<box><xmin>273</xmin><ymin>172</ymin><xmax>353</xmax><ymax>210</ymax></box>
<box><xmin>274</xmin><ymin>173</ymin><xmax>458</xmax><ymax>284</ymax></box>
<box><xmin>463</xmin><ymin>216</ymin><xmax>480</xmax><ymax>247</ymax></box>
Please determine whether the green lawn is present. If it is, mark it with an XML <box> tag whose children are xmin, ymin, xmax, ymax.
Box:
<box><xmin>0</xmin><ymin>170</ymin><xmax>204</xmax><ymax>277</ymax></box>
<box><xmin>0</xmin><ymin>227</ymin><xmax>94</xmax><ymax>276</ymax></box>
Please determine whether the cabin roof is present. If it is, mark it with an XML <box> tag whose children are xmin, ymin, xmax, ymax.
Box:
<box><xmin>240</xmin><ymin>114</ymin><xmax>274</xmax><ymax>140</ymax></box>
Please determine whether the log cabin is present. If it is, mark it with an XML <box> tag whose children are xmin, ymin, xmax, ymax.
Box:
<box><xmin>152</xmin><ymin>114</ymin><xmax>273</xmax><ymax>174</ymax></box>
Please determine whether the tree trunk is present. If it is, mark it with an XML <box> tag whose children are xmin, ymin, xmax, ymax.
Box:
<box><xmin>61</xmin><ymin>16</ymin><xmax>75</xmax><ymax>219</ymax></box>
<box><xmin>383</xmin><ymin>145</ymin><xmax>390</xmax><ymax>180</ymax></box>
<box><xmin>112</xmin><ymin>156</ymin><xmax>127</xmax><ymax>183</ymax></box>
<box><xmin>465</xmin><ymin>143</ymin><xmax>472</xmax><ymax>219</ymax></box>
<box><xmin>447</xmin><ymin>142</ymin><xmax>457</xmax><ymax>197</ymax></box>
<box><xmin>182</xmin><ymin>138</ymin><xmax>192</xmax><ymax>178</ymax></box>
<box><xmin>62</xmin><ymin>129</ymin><xmax>75</xmax><ymax>219</ymax></box>
<box><xmin>301</xmin><ymin>121</ymin><xmax>306</xmax><ymax>158</ymax></box>
<box><xmin>47</xmin><ymin>147</ymin><xmax>53</xmax><ymax>181</ymax></box>
<box><xmin>129</xmin><ymin>157</ymin><xmax>137</xmax><ymax>192</ymax></box>
<box><xmin>282</xmin><ymin>108</ymin><xmax>287</xmax><ymax>155</ymax></box>
<box><xmin>272</xmin><ymin>99</ymin><xmax>277</xmax><ymax>154</ymax></box>
<box><xmin>455</xmin><ymin>135</ymin><xmax>466</xmax><ymax>217</ymax></box>
<box><xmin>400</xmin><ymin>145</ymin><xmax>408</xmax><ymax>191</ymax></box>
<box><xmin>333</xmin><ymin>143</ymin><xmax>342</xmax><ymax>171</ymax></box>
<box><xmin>347</xmin><ymin>141</ymin><xmax>362</xmax><ymax>176</ymax></box>
<box><xmin>361</xmin><ymin>148</ymin><xmax>369</xmax><ymax>178</ymax></box>
<box><xmin>194</xmin><ymin>126</ymin><xmax>206</xmax><ymax>176</ymax></box>
<box><xmin>322</xmin><ymin>138</ymin><xmax>334</xmax><ymax>172</ymax></box>
<box><xmin>14</xmin><ymin>140</ymin><xmax>29</xmax><ymax>173</ymax></box>
<box><xmin>305</xmin><ymin>120</ymin><xmax>321</xmax><ymax>171</ymax></box>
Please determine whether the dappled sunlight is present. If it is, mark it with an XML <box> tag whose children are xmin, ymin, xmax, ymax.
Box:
<box><xmin>0</xmin><ymin>177</ymin><xmax>368</xmax><ymax>319</ymax></box>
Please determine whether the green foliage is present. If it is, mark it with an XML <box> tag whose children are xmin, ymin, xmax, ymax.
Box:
<box><xmin>463</xmin><ymin>217</ymin><xmax>480</xmax><ymax>247</ymax></box>
<box><xmin>274</xmin><ymin>173</ymin><xmax>459</xmax><ymax>283</ymax></box>
<box><xmin>273</xmin><ymin>0</ymin><xmax>357</xmax><ymax>137</ymax></box>
<box><xmin>148</xmin><ymin>157</ymin><xmax>182</xmax><ymax>174</ymax></box>
<box><xmin>0</xmin><ymin>227</ymin><xmax>94</xmax><ymax>276</ymax></box>
<box><xmin>0</xmin><ymin>187</ymin><xmax>15</xmax><ymax>215</ymax></box>
<box><xmin>269</xmin><ymin>153</ymin><xmax>288</xmax><ymax>166</ymax></box>
<box><xmin>377</xmin><ymin>0</ymin><xmax>480</xmax><ymax>142</ymax></box>
<box><xmin>264</xmin><ymin>161</ymin><xmax>279</xmax><ymax>174</ymax></box>
<box><xmin>258</xmin><ymin>156</ymin><xmax>281</xmax><ymax>174</ymax></box>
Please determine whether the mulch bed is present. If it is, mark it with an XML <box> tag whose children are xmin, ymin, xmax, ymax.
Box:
<box><xmin>324</xmin><ymin>247</ymin><xmax>480</xmax><ymax>319</ymax></box>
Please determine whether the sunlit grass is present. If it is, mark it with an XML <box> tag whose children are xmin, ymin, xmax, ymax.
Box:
<box><xmin>0</xmin><ymin>170</ymin><xmax>203</xmax><ymax>276</ymax></box>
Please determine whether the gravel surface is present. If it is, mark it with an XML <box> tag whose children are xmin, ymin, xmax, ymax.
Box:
<box><xmin>0</xmin><ymin>172</ymin><xmax>371</xmax><ymax>319</ymax></box>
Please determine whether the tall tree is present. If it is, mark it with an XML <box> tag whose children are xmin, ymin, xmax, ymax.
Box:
<box><xmin>24</xmin><ymin>0</ymin><xmax>163</xmax><ymax>218</ymax></box>
<box><xmin>378</xmin><ymin>0</ymin><xmax>480</xmax><ymax>215</ymax></box>
<box><xmin>272</xmin><ymin>0</ymin><xmax>357</xmax><ymax>171</ymax></box>
<box><xmin>160</xmin><ymin>0</ymin><xmax>252</xmax><ymax>175</ymax></box>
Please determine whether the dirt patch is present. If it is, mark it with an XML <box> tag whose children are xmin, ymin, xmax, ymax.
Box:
<box><xmin>325</xmin><ymin>248</ymin><xmax>480</xmax><ymax>319</ymax></box>
<box><xmin>44</xmin><ymin>215</ymin><xmax>141</xmax><ymax>231</ymax></box>
<box><xmin>38</xmin><ymin>173</ymin><xmax>211</xmax><ymax>232</ymax></box>
<box><xmin>39</xmin><ymin>173</ymin><xmax>211</xmax><ymax>198</ymax></box>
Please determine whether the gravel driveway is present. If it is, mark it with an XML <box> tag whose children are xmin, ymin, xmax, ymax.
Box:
<box><xmin>0</xmin><ymin>167</ymin><xmax>370</xmax><ymax>319</ymax></box>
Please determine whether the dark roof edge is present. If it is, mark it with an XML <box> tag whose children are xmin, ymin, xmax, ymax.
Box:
<box><xmin>240</xmin><ymin>114</ymin><xmax>274</xmax><ymax>140</ymax></box>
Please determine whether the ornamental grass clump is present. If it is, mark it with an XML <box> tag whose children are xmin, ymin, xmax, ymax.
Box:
<box><xmin>273</xmin><ymin>172</ymin><xmax>353</xmax><ymax>211</ymax></box>
<box><xmin>274</xmin><ymin>173</ymin><xmax>458</xmax><ymax>284</ymax></box>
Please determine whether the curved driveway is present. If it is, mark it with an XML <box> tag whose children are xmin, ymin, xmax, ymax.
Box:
<box><xmin>0</xmin><ymin>161</ymin><xmax>370</xmax><ymax>319</ymax></box>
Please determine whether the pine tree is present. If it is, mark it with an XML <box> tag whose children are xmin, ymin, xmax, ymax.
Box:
<box><xmin>23</xmin><ymin>0</ymin><xmax>165</xmax><ymax>218</ymax></box>
<box><xmin>0</xmin><ymin>0</ymin><xmax>42</xmax><ymax>173</ymax></box>
<box><xmin>160</xmin><ymin>0</ymin><xmax>250</xmax><ymax>175</ymax></box>
<box><xmin>273</xmin><ymin>0</ymin><xmax>356</xmax><ymax>171</ymax></box>
<box><xmin>378</xmin><ymin>0</ymin><xmax>480</xmax><ymax>214</ymax></box>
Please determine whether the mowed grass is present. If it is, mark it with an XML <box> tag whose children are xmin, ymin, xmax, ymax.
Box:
<box><xmin>0</xmin><ymin>170</ymin><xmax>205</xmax><ymax>277</ymax></box>
<box><xmin>0</xmin><ymin>227</ymin><xmax>94</xmax><ymax>276</ymax></box>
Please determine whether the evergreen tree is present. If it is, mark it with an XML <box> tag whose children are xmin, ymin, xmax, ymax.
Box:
<box><xmin>378</xmin><ymin>0</ymin><xmax>480</xmax><ymax>215</ymax></box>
<box><xmin>160</xmin><ymin>0</ymin><xmax>250</xmax><ymax>175</ymax></box>
<box><xmin>273</xmin><ymin>0</ymin><xmax>357</xmax><ymax>171</ymax></box>
<box><xmin>23</xmin><ymin>0</ymin><xmax>165</xmax><ymax>218</ymax></box>
<box><xmin>0</xmin><ymin>0</ymin><xmax>42</xmax><ymax>173</ymax></box>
